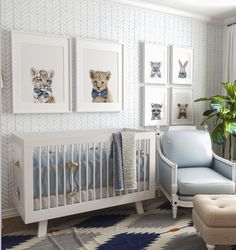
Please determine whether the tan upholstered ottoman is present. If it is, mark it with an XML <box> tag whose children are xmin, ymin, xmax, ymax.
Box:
<box><xmin>192</xmin><ymin>195</ymin><xmax>236</xmax><ymax>250</ymax></box>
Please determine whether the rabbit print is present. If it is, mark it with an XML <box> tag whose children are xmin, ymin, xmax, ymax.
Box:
<box><xmin>178</xmin><ymin>60</ymin><xmax>188</xmax><ymax>78</ymax></box>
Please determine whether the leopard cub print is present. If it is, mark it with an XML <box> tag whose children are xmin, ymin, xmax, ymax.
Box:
<box><xmin>31</xmin><ymin>68</ymin><xmax>56</xmax><ymax>103</ymax></box>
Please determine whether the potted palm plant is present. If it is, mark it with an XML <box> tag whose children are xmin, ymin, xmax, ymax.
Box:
<box><xmin>195</xmin><ymin>81</ymin><xmax>236</xmax><ymax>160</ymax></box>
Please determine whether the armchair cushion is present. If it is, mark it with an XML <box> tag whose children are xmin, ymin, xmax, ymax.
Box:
<box><xmin>161</xmin><ymin>130</ymin><xmax>212</xmax><ymax>168</ymax></box>
<box><xmin>177</xmin><ymin>167</ymin><xmax>235</xmax><ymax>196</ymax></box>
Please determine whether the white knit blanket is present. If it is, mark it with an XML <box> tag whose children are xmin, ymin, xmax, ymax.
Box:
<box><xmin>121</xmin><ymin>131</ymin><xmax>137</xmax><ymax>190</ymax></box>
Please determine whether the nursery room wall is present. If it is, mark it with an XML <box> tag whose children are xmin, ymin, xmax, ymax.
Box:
<box><xmin>1</xmin><ymin>0</ymin><xmax>223</xmax><ymax>216</ymax></box>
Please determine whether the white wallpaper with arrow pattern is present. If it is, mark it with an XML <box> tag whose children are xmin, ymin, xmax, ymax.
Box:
<box><xmin>1</xmin><ymin>0</ymin><xmax>223</xmax><ymax>214</ymax></box>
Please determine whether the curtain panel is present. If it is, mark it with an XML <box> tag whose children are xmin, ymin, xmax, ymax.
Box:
<box><xmin>222</xmin><ymin>23</ymin><xmax>236</xmax><ymax>160</ymax></box>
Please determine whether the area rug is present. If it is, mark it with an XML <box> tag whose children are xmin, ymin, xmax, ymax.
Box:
<box><xmin>3</xmin><ymin>201</ymin><xmax>236</xmax><ymax>250</ymax></box>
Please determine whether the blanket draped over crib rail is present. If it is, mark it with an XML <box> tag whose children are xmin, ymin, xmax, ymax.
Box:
<box><xmin>112</xmin><ymin>132</ymin><xmax>124</xmax><ymax>190</ymax></box>
<box><xmin>113</xmin><ymin>131</ymin><xmax>137</xmax><ymax>191</ymax></box>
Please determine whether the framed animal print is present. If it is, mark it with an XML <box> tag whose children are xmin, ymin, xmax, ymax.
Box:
<box><xmin>171</xmin><ymin>46</ymin><xmax>193</xmax><ymax>85</ymax></box>
<box><xmin>12</xmin><ymin>31</ymin><xmax>72</xmax><ymax>113</ymax></box>
<box><xmin>143</xmin><ymin>43</ymin><xmax>168</xmax><ymax>84</ymax></box>
<box><xmin>143</xmin><ymin>86</ymin><xmax>168</xmax><ymax>126</ymax></box>
<box><xmin>76</xmin><ymin>39</ymin><xmax>123</xmax><ymax>112</ymax></box>
<box><xmin>170</xmin><ymin>87</ymin><xmax>193</xmax><ymax>125</ymax></box>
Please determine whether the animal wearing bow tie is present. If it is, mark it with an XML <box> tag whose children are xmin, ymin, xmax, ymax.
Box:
<box><xmin>31</xmin><ymin>68</ymin><xmax>56</xmax><ymax>103</ymax></box>
<box><xmin>90</xmin><ymin>70</ymin><xmax>113</xmax><ymax>103</ymax></box>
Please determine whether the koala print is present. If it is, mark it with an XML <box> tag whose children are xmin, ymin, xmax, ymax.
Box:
<box><xmin>177</xmin><ymin>103</ymin><xmax>188</xmax><ymax>119</ymax></box>
<box><xmin>151</xmin><ymin>103</ymin><xmax>163</xmax><ymax>120</ymax></box>
<box><xmin>89</xmin><ymin>70</ymin><xmax>113</xmax><ymax>103</ymax></box>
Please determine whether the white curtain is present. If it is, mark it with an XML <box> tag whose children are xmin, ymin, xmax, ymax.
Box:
<box><xmin>222</xmin><ymin>24</ymin><xmax>236</xmax><ymax>82</ymax></box>
<box><xmin>222</xmin><ymin>23</ymin><xmax>236</xmax><ymax>160</ymax></box>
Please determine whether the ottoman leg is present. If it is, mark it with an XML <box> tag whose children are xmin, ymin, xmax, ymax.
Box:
<box><xmin>206</xmin><ymin>244</ymin><xmax>215</xmax><ymax>250</ymax></box>
<box><xmin>195</xmin><ymin>229</ymin><xmax>200</xmax><ymax>236</ymax></box>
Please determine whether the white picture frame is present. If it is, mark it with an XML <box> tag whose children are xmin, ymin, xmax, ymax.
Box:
<box><xmin>171</xmin><ymin>46</ymin><xmax>193</xmax><ymax>85</ymax></box>
<box><xmin>12</xmin><ymin>31</ymin><xmax>72</xmax><ymax>113</ymax></box>
<box><xmin>143</xmin><ymin>43</ymin><xmax>168</xmax><ymax>84</ymax></box>
<box><xmin>144</xmin><ymin>86</ymin><xmax>168</xmax><ymax>126</ymax></box>
<box><xmin>76</xmin><ymin>39</ymin><xmax>123</xmax><ymax>112</ymax></box>
<box><xmin>170</xmin><ymin>87</ymin><xmax>193</xmax><ymax>125</ymax></box>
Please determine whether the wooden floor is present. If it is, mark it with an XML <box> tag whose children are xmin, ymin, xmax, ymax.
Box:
<box><xmin>2</xmin><ymin>216</ymin><xmax>37</xmax><ymax>235</ymax></box>
<box><xmin>3</xmin><ymin>194</ymin><xmax>165</xmax><ymax>235</ymax></box>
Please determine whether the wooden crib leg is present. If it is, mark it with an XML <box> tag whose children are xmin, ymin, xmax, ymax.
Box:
<box><xmin>38</xmin><ymin>220</ymin><xmax>48</xmax><ymax>237</ymax></box>
<box><xmin>135</xmin><ymin>201</ymin><xmax>144</xmax><ymax>214</ymax></box>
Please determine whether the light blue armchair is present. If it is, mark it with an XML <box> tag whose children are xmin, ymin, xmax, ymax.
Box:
<box><xmin>157</xmin><ymin>128</ymin><xmax>236</xmax><ymax>219</ymax></box>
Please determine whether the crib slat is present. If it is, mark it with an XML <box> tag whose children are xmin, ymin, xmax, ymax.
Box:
<box><xmin>148</xmin><ymin>138</ymin><xmax>150</xmax><ymax>187</ymax></box>
<box><xmin>113</xmin><ymin>142</ymin><xmax>115</xmax><ymax>197</ymax></box>
<box><xmin>63</xmin><ymin>145</ymin><xmax>66</xmax><ymax>206</ymax></box>
<box><xmin>79</xmin><ymin>144</ymin><xmax>82</xmax><ymax>203</ymax></box>
<box><xmin>47</xmin><ymin>146</ymin><xmax>50</xmax><ymax>209</ymax></box>
<box><xmin>71</xmin><ymin>144</ymin><xmax>74</xmax><ymax>205</ymax></box>
<box><xmin>55</xmin><ymin>145</ymin><xmax>59</xmax><ymax>207</ymax></box>
<box><xmin>144</xmin><ymin>140</ymin><xmax>147</xmax><ymax>191</ymax></box>
<box><xmin>93</xmin><ymin>143</ymin><xmax>96</xmax><ymax>200</ymax></box>
<box><xmin>106</xmin><ymin>142</ymin><xmax>109</xmax><ymax>198</ymax></box>
<box><xmin>86</xmin><ymin>143</ymin><xmax>89</xmax><ymax>201</ymax></box>
<box><xmin>100</xmin><ymin>142</ymin><xmax>103</xmax><ymax>199</ymax></box>
<box><xmin>39</xmin><ymin>147</ymin><xmax>42</xmax><ymax>210</ymax></box>
<box><xmin>137</xmin><ymin>140</ymin><xmax>141</xmax><ymax>192</ymax></box>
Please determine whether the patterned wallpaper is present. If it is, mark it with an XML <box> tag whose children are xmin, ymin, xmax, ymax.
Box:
<box><xmin>1</xmin><ymin>0</ymin><xmax>223</xmax><ymax>212</ymax></box>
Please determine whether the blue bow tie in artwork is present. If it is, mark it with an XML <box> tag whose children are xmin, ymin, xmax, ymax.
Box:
<box><xmin>34</xmin><ymin>87</ymin><xmax>52</xmax><ymax>99</ymax></box>
<box><xmin>92</xmin><ymin>89</ymin><xmax>108</xmax><ymax>98</ymax></box>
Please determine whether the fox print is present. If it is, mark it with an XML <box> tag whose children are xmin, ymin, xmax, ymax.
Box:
<box><xmin>150</xmin><ymin>61</ymin><xmax>162</xmax><ymax>78</ymax></box>
<box><xmin>151</xmin><ymin>103</ymin><xmax>163</xmax><ymax>120</ymax></box>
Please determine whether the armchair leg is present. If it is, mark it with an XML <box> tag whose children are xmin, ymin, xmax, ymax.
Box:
<box><xmin>172</xmin><ymin>204</ymin><xmax>177</xmax><ymax>219</ymax></box>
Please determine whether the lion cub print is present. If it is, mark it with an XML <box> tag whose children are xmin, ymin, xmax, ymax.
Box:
<box><xmin>90</xmin><ymin>70</ymin><xmax>113</xmax><ymax>103</ymax></box>
<box><xmin>151</xmin><ymin>103</ymin><xmax>162</xmax><ymax>120</ymax></box>
<box><xmin>177</xmin><ymin>103</ymin><xmax>188</xmax><ymax>119</ymax></box>
<box><xmin>31</xmin><ymin>68</ymin><xmax>56</xmax><ymax>103</ymax></box>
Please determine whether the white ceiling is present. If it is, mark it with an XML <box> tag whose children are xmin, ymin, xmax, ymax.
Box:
<box><xmin>117</xmin><ymin>0</ymin><xmax>236</xmax><ymax>22</ymax></box>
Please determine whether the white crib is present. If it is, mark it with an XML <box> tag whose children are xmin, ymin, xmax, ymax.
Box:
<box><xmin>12</xmin><ymin>128</ymin><xmax>155</xmax><ymax>237</ymax></box>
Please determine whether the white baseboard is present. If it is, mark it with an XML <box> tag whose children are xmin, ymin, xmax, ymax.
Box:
<box><xmin>2</xmin><ymin>208</ymin><xmax>19</xmax><ymax>219</ymax></box>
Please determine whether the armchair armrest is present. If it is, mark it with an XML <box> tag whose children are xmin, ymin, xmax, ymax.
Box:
<box><xmin>159</xmin><ymin>148</ymin><xmax>176</xmax><ymax>168</ymax></box>
<box><xmin>212</xmin><ymin>151</ymin><xmax>236</xmax><ymax>182</ymax></box>
<box><xmin>157</xmin><ymin>138</ymin><xmax>178</xmax><ymax>196</ymax></box>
